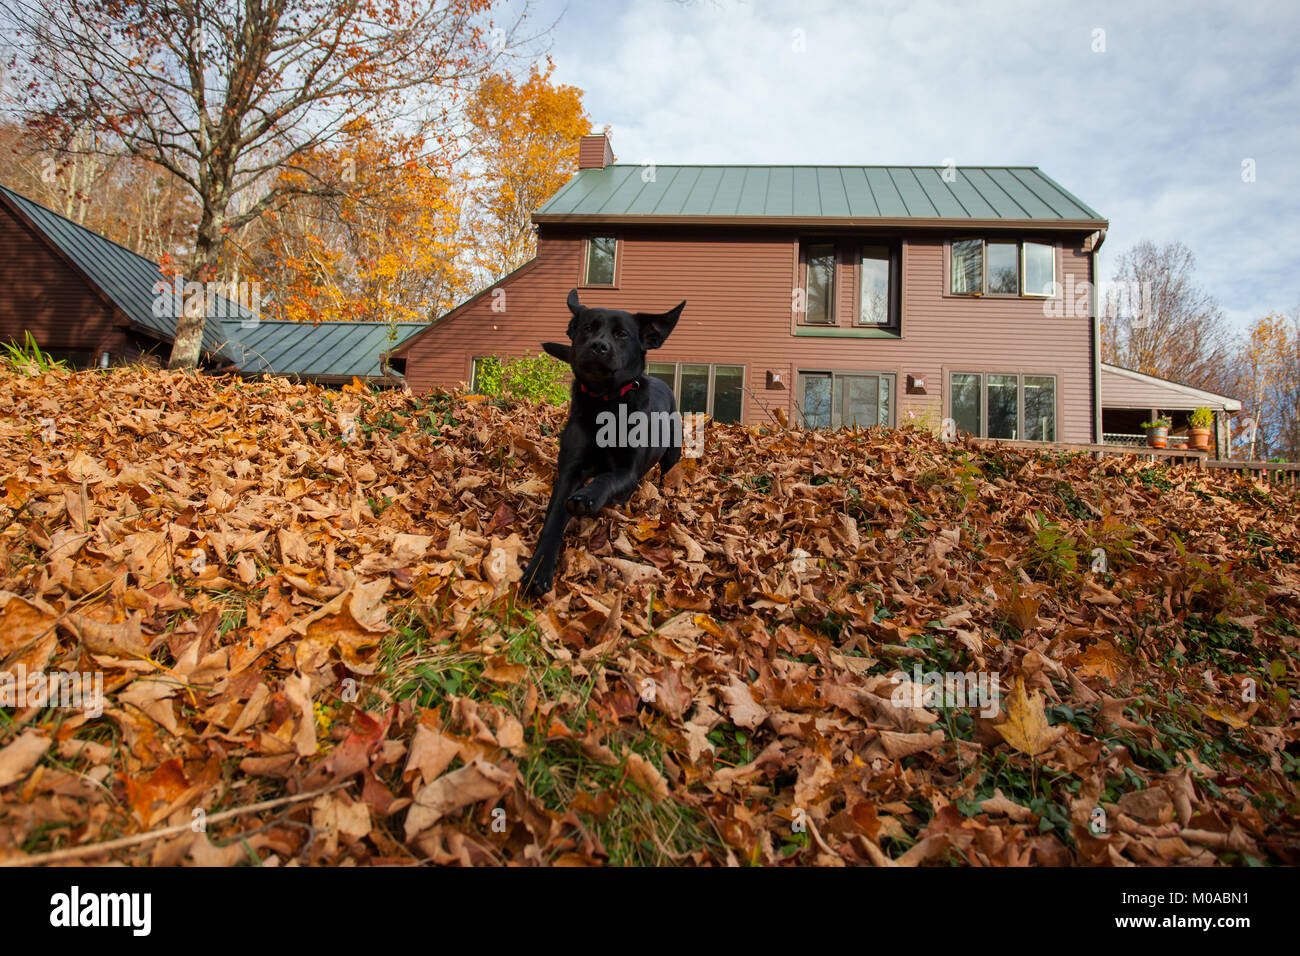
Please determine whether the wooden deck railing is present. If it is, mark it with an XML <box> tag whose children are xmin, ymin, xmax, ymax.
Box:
<box><xmin>972</xmin><ymin>439</ymin><xmax>1300</xmax><ymax>488</ymax></box>
<box><xmin>972</xmin><ymin>439</ymin><xmax>1209</xmax><ymax>466</ymax></box>
<box><xmin>1205</xmin><ymin>459</ymin><xmax>1300</xmax><ymax>486</ymax></box>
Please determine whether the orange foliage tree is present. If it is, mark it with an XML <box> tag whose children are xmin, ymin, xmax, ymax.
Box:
<box><xmin>240</xmin><ymin>124</ymin><xmax>474</xmax><ymax>325</ymax></box>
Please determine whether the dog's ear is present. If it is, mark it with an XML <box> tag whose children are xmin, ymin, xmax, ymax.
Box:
<box><xmin>542</xmin><ymin>342</ymin><xmax>572</xmax><ymax>364</ymax></box>
<box><xmin>565</xmin><ymin>289</ymin><xmax>584</xmax><ymax>339</ymax></box>
<box><xmin>635</xmin><ymin>301</ymin><xmax>685</xmax><ymax>350</ymax></box>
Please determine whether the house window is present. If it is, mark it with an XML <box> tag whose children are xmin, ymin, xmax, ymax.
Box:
<box><xmin>647</xmin><ymin>362</ymin><xmax>745</xmax><ymax>423</ymax></box>
<box><xmin>950</xmin><ymin>239</ymin><xmax>983</xmax><ymax>295</ymax></box>
<box><xmin>858</xmin><ymin>245</ymin><xmax>896</xmax><ymax>326</ymax></box>
<box><xmin>584</xmin><ymin>236</ymin><xmax>617</xmax><ymax>286</ymax></box>
<box><xmin>803</xmin><ymin>243</ymin><xmax>836</xmax><ymax>324</ymax></box>
<box><xmin>987</xmin><ymin>241</ymin><xmax>1019</xmax><ymax>295</ymax></box>
<box><xmin>948</xmin><ymin>372</ymin><xmax>1056</xmax><ymax>442</ymax></box>
<box><xmin>470</xmin><ymin>356</ymin><xmax>501</xmax><ymax>394</ymax></box>
<box><xmin>38</xmin><ymin>347</ymin><xmax>95</xmax><ymax>369</ymax></box>
<box><xmin>949</xmin><ymin>239</ymin><xmax>1057</xmax><ymax>297</ymax></box>
<box><xmin>800</xmin><ymin>371</ymin><xmax>893</xmax><ymax>429</ymax></box>
<box><xmin>1022</xmin><ymin>242</ymin><xmax>1056</xmax><ymax>297</ymax></box>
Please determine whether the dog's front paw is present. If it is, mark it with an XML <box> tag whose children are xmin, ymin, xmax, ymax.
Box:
<box><xmin>565</xmin><ymin>489</ymin><xmax>599</xmax><ymax>516</ymax></box>
<box><xmin>521</xmin><ymin>555</ymin><xmax>555</xmax><ymax>597</ymax></box>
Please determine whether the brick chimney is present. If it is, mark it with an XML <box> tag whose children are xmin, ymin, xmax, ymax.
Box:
<box><xmin>578</xmin><ymin>133</ymin><xmax>615</xmax><ymax>170</ymax></box>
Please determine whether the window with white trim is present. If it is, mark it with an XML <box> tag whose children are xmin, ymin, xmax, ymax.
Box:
<box><xmin>646</xmin><ymin>362</ymin><xmax>745</xmax><ymax>423</ymax></box>
<box><xmin>949</xmin><ymin>239</ymin><xmax>1056</xmax><ymax>297</ymax></box>
<box><xmin>950</xmin><ymin>372</ymin><xmax>1056</xmax><ymax>441</ymax></box>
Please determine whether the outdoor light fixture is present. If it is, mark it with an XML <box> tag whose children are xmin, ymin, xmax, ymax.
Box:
<box><xmin>907</xmin><ymin>374</ymin><xmax>926</xmax><ymax>394</ymax></box>
<box><xmin>766</xmin><ymin>370</ymin><xmax>785</xmax><ymax>389</ymax></box>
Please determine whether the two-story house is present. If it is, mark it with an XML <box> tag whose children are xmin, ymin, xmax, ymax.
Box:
<box><xmin>392</xmin><ymin>134</ymin><xmax>1111</xmax><ymax>444</ymax></box>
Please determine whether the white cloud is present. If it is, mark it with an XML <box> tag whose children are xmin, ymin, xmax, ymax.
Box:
<box><xmin>536</xmin><ymin>0</ymin><xmax>1300</xmax><ymax>330</ymax></box>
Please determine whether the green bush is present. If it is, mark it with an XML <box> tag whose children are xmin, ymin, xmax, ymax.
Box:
<box><xmin>474</xmin><ymin>353</ymin><xmax>570</xmax><ymax>404</ymax></box>
<box><xmin>1189</xmin><ymin>407</ymin><xmax>1214</xmax><ymax>429</ymax></box>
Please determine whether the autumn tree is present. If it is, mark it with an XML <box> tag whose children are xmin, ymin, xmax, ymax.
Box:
<box><xmin>0</xmin><ymin>121</ymin><xmax>198</xmax><ymax>262</ymax></box>
<box><xmin>1100</xmin><ymin>240</ymin><xmax>1233</xmax><ymax>394</ymax></box>
<box><xmin>466</xmin><ymin>60</ymin><xmax>590</xmax><ymax>278</ymax></box>
<box><xmin>1229</xmin><ymin>311</ymin><xmax>1298</xmax><ymax>460</ymax></box>
<box><xmin>239</xmin><ymin>122</ymin><xmax>475</xmax><ymax>324</ymax></box>
<box><xmin>8</xmin><ymin>0</ymin><xmax>534</xmax><ymax>368</ymax></box>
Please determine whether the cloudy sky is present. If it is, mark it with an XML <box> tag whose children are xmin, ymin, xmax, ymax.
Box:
<box><xmin>526</xmin><ymin>0</ymin><xmax>1298</xmax><ymax>329</ymax></box>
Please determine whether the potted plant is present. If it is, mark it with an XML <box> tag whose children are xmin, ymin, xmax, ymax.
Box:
<box><xmin>1188</xmin><ymin>407</ymin><xmax>1214</xmax><ymax>451</ymax></box>
<box><xmin>1141</xmin><ymin>415</ymin><xmax>1171</xmax><ymax>448</ymax></box>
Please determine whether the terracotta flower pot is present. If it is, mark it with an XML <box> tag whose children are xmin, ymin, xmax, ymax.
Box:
<box><xmin>1146</xmin><ymin>426</ymin><xmax>1168</xmax><ymax>449</ymax></box>
<box><xmin>1189</xmin><ymin>427</ymin><xmax>1211</xmax><ymax>451</ymax></box>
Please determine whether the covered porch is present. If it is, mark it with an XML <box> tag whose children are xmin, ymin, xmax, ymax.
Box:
<box><xmin>1100</xmin><ymin>363</ymin><xmax>1242</xmax><ymax>458</ymax></box>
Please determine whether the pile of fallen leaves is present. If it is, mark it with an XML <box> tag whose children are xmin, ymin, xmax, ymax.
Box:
<box><xmin>1</xmin><ymin>365</ymin><xmax>1297</xmax><ymax>867</ymax></box>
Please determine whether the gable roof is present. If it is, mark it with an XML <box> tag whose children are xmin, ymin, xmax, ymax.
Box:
<box><xmin>1101</xmin><ymin>363</ymin><xmax>1241</xmax><ymax>412</ymax></box>
<box><xmin>534</xmin><ymin>165</ymin><xmax>1106</xmax><ymax>228</ymax></box>
<box><xmin>221</xmin><ymin>318</ymin><xmax>426</xmax><ymax>381</ymax></box>
<box><xmin>0</xmin><ymin>183</ymin><xmax>245</xmax><ymax>362</ymax></box>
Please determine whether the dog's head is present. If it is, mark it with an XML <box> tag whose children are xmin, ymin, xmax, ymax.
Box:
<box><xmin>542</xmin><ymin>289</ymin><xmax>685</xmax><ymax>392</ymax></box>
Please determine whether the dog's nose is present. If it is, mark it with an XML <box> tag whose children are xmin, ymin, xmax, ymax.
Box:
<box><xmin>590</xmin><ymin>341</ymin><xmax>610</xmax><ymax>355</ymax></box>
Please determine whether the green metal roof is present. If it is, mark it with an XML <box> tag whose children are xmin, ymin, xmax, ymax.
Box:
<box><xmin>0</xmin><ymin>183</ymin><xmax>245</xmax><ymax>361</ymax></box>
<box><xmin>221</xmin><ymin>319</ymin><xmax>426</xmax><ymax>380</ymax></box>
<box><xmin>534</xmin><ymin>165</ymin><xmax>1105</xmax><ymax>224</ymax></box>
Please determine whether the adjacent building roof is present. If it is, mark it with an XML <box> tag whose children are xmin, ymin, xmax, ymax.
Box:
<box><xmin>221</xmin><ymin>318</ymin><xmax>426</xmax><ymax>382</ymax></box>
<box><xmin>0</xmin><ymin>184</ymin><xmax>245</xmax><ymax>362</ymax></box>
<box><xmin>534</xmin><ymin>165</ymin><xmax>1106</xmax><ymax>227</ymax></box>
<box><xmin>1101</xmin><ymin>363</ymin><xmax>1241</xmax><ymax>412</ymax></box>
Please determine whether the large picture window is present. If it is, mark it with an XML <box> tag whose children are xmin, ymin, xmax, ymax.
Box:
<box><xmin>647</xmin><ymin>362</ymin><xmax>745</xmax><ymax>423</ymax></box>
<box><xmin>948</xmin><ymin>372</ymin><xmax>1056</xmax><ymax>442</ymax></box>
<box><xmin>799</xmin><ymin>371</ymin><xmax>893</xmax><ymax>429</ymax></box>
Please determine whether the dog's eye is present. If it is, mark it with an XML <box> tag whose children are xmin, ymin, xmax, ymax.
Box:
<box><xmin>614</xmin><ymin>329</ymin><xmax>628</xmax><ymax>339</ymax></box>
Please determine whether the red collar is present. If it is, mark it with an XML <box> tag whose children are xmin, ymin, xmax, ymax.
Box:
<box><xmin>579</xmin><ymin>379</ymin><xmax>640</xmax><ymax>401</ymax></box>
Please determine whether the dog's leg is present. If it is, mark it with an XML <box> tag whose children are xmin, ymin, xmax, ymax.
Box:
<box><xmin>522</xmin><ymin>459</ymin><xmax>583</xmax><ymax>597</ymax></box>
<box><xmin>658</xmin><ymin>443</ymin><xmax>681</xmax><ymax>482</ymax></box>
<box><xmin>566</xmin><ymin>469</ymin><xmax>642</xmax><ymax>516</ymax></box>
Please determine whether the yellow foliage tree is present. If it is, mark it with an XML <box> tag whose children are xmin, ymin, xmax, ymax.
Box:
<box><xmin>467</xmin><ymin>61</ymin><xmax>592</xmax><ymax>278</ymax></box>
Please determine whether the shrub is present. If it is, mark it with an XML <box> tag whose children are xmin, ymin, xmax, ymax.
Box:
<box><xmin>1189</xmin><ymin>407</ymin><xmax>1214</xmax><ymax>429</ymax></box>
<box><xmin>474</xmin><ymin>353</ymin><xmax>570</xmax><ymax>404</ymax></box>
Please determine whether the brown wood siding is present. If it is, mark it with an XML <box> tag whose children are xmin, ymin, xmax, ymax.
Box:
<box><xmin>0</xmin><ymin>202</ymin><xmax>128</xmax><ymax>360</ymax></box>
<box><xmin>401</xmin><ymin>226</ymin><xmax>1097</xmax><ymax>443</ymax></box>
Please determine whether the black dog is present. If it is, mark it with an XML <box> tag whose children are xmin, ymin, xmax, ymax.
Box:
<box><xmin>521</xmin><ymin>289</ymin><xmax>685</xmax><ymax>596</ymax></box>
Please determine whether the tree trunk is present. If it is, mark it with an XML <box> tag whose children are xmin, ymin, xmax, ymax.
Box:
<box><xmin>167</xmin><ymin>214</ymin><xmax>222</xmax><ymax>369</ymax></box>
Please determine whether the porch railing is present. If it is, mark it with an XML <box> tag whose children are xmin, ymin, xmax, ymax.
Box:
<box><xmin>972</xmin><ymin>438</ymin><xmax>1300</xmax><ymax>488</ymax></box>
<box><xmin>1206</xmin><ymin>459</ymin><xmax>1300</xmax><ymax>486</ymax></box>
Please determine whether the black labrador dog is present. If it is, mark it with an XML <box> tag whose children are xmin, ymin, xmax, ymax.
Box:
<box><xmin>521</xmin><ymin>289</ymin><xmax>686</xmax><ymax>596</ymax></box>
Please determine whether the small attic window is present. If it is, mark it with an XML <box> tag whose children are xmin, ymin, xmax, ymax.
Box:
<box><xmin>583</xmin><ymin>236</ymin><xmax>617</xmax><ymax>286</ymax></box>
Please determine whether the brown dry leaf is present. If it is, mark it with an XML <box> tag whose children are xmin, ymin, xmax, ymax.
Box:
<box><xmin>720</xmin><ymin>675</ymin><xmax>767</xmax><ymax>730</ymax></box>
<box><xmin>993</xmin><ymin>679</ymin><xmax>1066</xmax><ymax>756</ymax></box>
<box><xmin>0</xmin><ymin>730</ymin><xmax>50</xmax><ymax>787</ymax></box>
<box><xmin>118</xmin><ymin>679</ymin><xmax>181</xmax><ymax>736</ymax></box>
<box><xmin>625</xmin><ymin>752</ymin><xmax>670</xmax><ymax>803</ymax></box>
<box><xmin>405</xmin><ymin>759</ymin><xmax>514</xmax><ymax>841</ymax></box>
<box><xmin>0</xmin><ymin>592</ymin><xmax>59</xmax><ymax>656</ymax></box>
